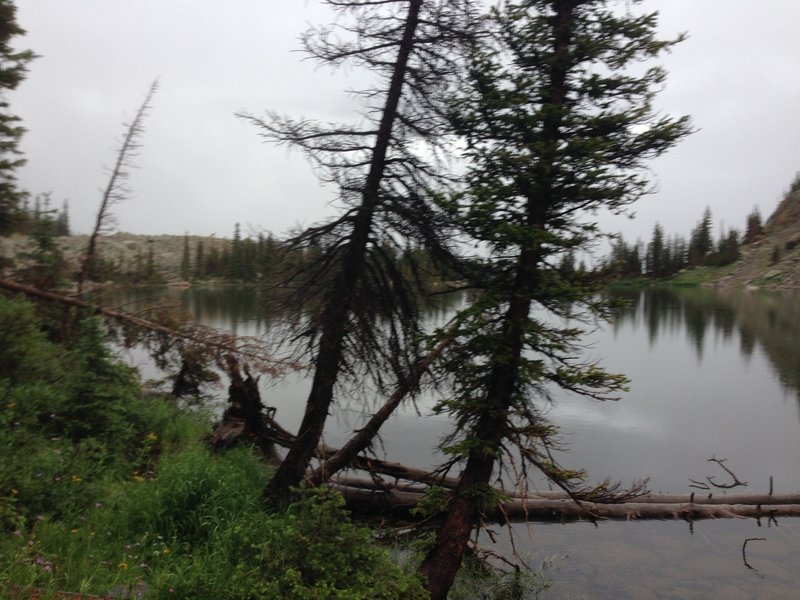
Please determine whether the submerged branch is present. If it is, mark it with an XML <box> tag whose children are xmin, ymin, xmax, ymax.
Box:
<box><xmin>0</xmin><ymin>278</ymin><xmax>295</xmax><ymax>377</ymax></box>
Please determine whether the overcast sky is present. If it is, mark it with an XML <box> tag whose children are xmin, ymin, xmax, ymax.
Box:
<box><xmin>10</xmin><ymin>1</ymin><xmax>800</xmax><ymax>248</ymax></box>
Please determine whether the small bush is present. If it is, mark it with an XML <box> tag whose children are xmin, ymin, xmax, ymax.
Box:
<box><xmin>243</xmin><ymin>489</ymin><xmax>427</xmax><ymax>600</ymax></box>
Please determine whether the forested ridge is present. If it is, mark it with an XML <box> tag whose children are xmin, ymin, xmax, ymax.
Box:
<box><xmin>5</xmin><ymin>179</ymin><xmax>800</xmax><ymax>289</ymax></box>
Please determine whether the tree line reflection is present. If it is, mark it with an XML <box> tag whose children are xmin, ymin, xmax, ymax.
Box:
<box><xmin>608</xmin><ymin>286</ymin><xmax>800</xmax><ymax>398</ymax></box>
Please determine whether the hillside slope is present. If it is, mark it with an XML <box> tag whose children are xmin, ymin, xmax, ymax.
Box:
<box><xmin>0</xmin><ymin>232</ymin><xmax>231</xmax><ymax>282</ymax></box>
<box><xmin>714</xmin><ymin>188</ymin><xmax>800</xmax><ymax>288</ymax></box>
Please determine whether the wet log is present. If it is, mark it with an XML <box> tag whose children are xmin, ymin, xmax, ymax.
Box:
<box><xmin>0</xmin><ymin>278</ymin><xmax>291</xmax><ymax>375</ymax></box>
<box><xmin>256</xmin><ymin>409</ymin><xmax>800</xmax><ymax>522</ymax></box>
<box><xmin>327</xmin><ymin>475</ymin><xmax>800</xmax><ymax>507</ymax></box>
<box><xmin>330</xmin><ymin>482</ymin><xmax>800</xmax><ymax>522</ymax></box>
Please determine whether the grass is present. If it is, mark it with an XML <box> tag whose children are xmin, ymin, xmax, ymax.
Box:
<box><xmin>665</xmin><ymin>265</ymin><xmax>731</xmax><ymax>286</ymax></box>
<box><xmin>0</xmin><ymin>296</ymin><xmax>429</xmax><ymax>598</ymax></box>
<box><xmin>0</xmin><ymin>294</ymin><xmax>553</xmax><ymax>599</ymax></box>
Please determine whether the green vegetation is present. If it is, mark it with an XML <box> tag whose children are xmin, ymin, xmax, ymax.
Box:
<box><xmin>605</xmin><ymin>205</ymin><xmax>744</xmax><ymax>281</ymax></box>
<box><xmin>0</xmin><ymin>0</ymin><xmax>37</xmax><ymax>234</ymax></box>
<box><xmin>0</xmin><ymin>295</ymin><xmax>431</xmax><ymax>598</ymax></box>
<box><xmin>0</xmin><ymin>294</ymin><xmax>552</xmax><ymax>598</ymax></box>
<box><xmin>666</xmin><ymin>265</ymin><xmax>732</xmax><ymax>287</ymax></box>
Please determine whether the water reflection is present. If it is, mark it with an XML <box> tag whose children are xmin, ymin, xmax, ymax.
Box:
<box><xmin>103</xmin><ymin>284</ymin><xmax>800</xmax><ymax>596</ymax></box>
<box><xmin>609</xmin><ymin>286</ymin><xmax>800</xmax><ymax>399</ymax></box>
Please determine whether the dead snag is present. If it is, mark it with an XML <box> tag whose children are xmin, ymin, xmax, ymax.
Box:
<box><xmin>210</xmin><ymin>355</ymin><xmax>279</xmax><ymax>461</ymax></box>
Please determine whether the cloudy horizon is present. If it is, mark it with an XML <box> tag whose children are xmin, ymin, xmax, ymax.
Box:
<box><xmin>10</xmin><ymin>1</ymin><xmax>800</xmax><ymax>250</ymax></box>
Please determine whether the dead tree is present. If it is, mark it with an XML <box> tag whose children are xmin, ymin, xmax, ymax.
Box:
<box><xmin>77</xmin><ymin>79</ymin><xmax>158</xmax><ymax>293</ymax></box>
<box><xmin>0</xmin><ymin>277</ymin><xmax>295</xmax><ymax>379</ymax></box>
<box><xmin>241</xmin><ymin>0</ymin><xmax>480</xmax><ymax>506</ymax></box>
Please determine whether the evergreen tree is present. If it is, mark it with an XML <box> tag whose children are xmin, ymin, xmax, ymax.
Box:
<box><xmin>229</xmin><ymin>223</ymin><xmax>243</xmax><ymax>280</ymax></box>
<box><xmin>557</xmin><ymin>248</ymin><xmax>576</xmax><ymax>276</ymax></box>
<box><xmin>646</xmin><ymin>223</ymin><xmax>666</xmax><ymax>277</ymax></box>
<box><xmin>418</xmin><ymin>2</ymin><xmax>690</xmax><ymax>596</ymax></box>
<box><xmin>707</xmin><ymin>227</ymin><xmax>739</xmax><ymax>266</ymax></box>
<box><xmin>18</xmin><ymin>206</ymin><xmax>65</xmax><ymax>287</ymax></box>
<box><xmin>0</xmin><ymin>0</ymin><xmax>36</xmax><ymax>234</ymax></box>
<box><xmin>688</xmin><ymin>206</ymin><xmax>713</xmax><ymax>265</ymax></box>
<box><xmin>54</xmin><ymin>200</ymin><xmax>70</xmax><ymax>236</ymax></box>
<box><xmin>668</xmin><ymin>233</ymin><xmax>687</xmax><ymax>274</ymax></box>
<box><xmin>627</xmin><ymin>241</ymin><xmax>643</xmax><ymax>276</ymax></box>
<box><xmin>606</xmin><ymin>236</ymin><xmax>641</xmax><ymax>277</ymax></box>
<box><xmin>205</xmin><ymin>244</ymin><xmax>222</xmax><ymax>278</ymax></box>
<box><xmin>743</xmin><ymin>206</ymin><xmax>763</xmax><ymax>244</ymax></box>
<box><xmin>180</xmin><ymin>234</ymin><xmax>191</xmax><ymax>280</ymax></box>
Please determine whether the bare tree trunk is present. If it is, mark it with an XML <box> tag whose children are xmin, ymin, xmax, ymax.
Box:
<box><xmin>77</xmin><ymin>80</ymin><xmax>158</xmax><ymax>293</ymax></box>
<box><xmin>308</xmin><ymin>334</ymin><xmax>452</xmax><ymax>486</ymax></box>
<box><xmin>262</xmin><ymin>0</ymin><xmax>424</xmax><ymax>506</ymax></box>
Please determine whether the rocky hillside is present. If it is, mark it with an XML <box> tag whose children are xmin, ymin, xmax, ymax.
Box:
<box><xmin>0</xmin><ymin>232</ymin><xmax>231</xmax><ymax>281</ymax></box>
<box><xmin>713</xmin><ymin>188</ymin><xmax>800</xmax><ymax>288</ymax></box>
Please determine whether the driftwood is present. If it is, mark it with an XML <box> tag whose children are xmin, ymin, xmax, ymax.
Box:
<box><xmin>332</xmin><ymin>481</ymin><xmax>800</xmax><ymax>522</ymax></box>
<box><xmin>210</xmin><ymin>356</ymin><xmax>282</xmax><ymax>461</ymax></box>
<box><xmin>209</xmin><ymin>366</ymin><xmax>800</xmax><ymax>523</ymax></box>
<box><xmin>0</xmin><ymin>278</ymin><xmax>293</xmax><ymax>376</ymax></box>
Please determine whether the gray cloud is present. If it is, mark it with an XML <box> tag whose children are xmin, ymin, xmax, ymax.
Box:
<box><xmin>11</xmin><ymin>1</ymin><xmax>800</xmax><ymax>246</ymax></box>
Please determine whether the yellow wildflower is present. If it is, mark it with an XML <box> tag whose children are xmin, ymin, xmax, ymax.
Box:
<box><xmin>118</xmin><ymin>561</ymin><xmax>128</xmax><ymax>570</ymax></box>
<box><xmin>145</xmin><ymin>432</ymin><xmax>158</xmax><ymax>442</ymax></box>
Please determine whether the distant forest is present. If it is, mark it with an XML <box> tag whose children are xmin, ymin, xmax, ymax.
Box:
<box><xmin>603</xmin><ymin>205</ymin><xmax>763</xmax><ymax>279</ymax></box>
<box><xmin>0</xmin><ymin>198</ymin><xmax>775</xmax><ymax>287</ymax></box>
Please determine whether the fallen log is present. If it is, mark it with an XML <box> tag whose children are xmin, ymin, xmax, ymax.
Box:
<box><xmin>266</xmin><ymin>425</ymin><xmax>800</xmax><ymax>522</ymax></box>
<box><xmin>209</xmin><ymin>341</ymin><xmax>800</xmax><ymax>523</ymax></box>
<box><xmin>329</xmin><ymin>475</ymin><xmax>800</xmax><ymax>507</ymax></box>
<box><xmin>309</xmin><ymin>334</ymin><xmax>454</xmax><ymax>486</ymax></box>
<box><xmin>330</xmin><ymin>483</ymin><xmax>800</xmax><ymax>522</ymax></box>
<box><xmin>0</xmin><ymin>277</ymin><xmax>294</xmax><ymax>376</ymax></box>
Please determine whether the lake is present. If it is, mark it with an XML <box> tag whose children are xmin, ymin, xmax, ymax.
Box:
<box><xmin>110</xmin><ymin>285</ymin><xmax>800</xmax><ymax>599</ymax></box>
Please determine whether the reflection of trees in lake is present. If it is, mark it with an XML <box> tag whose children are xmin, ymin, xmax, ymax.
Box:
<box><xmin>608</xmin><ymin>286</ymin><xmax>800</xmax><ymax>398</ymax></box>
<box><xmin>724</xmin><ymin>290</ymin><xmax>800</xmax><ymax>397</ymax></box>
<box><xmin>106</xmin><ymin>285</ymin><xmax>469</xmax><ymax>342</ymax></box>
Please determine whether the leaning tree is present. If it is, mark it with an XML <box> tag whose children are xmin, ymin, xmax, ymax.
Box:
<box><xmin>417</xmin><ymin>1</ymin><xmax>692</xmax><ymax>597</ymax></box>
<box><xmin>77</xmin><ymin>80</ymin><xmax>158</xmax><ymax>293</ymax></box>
<box><xmin>241</xmin><ymin>0</ymin><xmax>480</xmax><ymax>505</ymax></box>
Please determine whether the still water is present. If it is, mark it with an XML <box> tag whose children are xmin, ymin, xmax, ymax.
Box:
<box><xmin>112</xmin><ymin>285</ymin><xmax>800</xmax><ymax>599</ymax></box>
